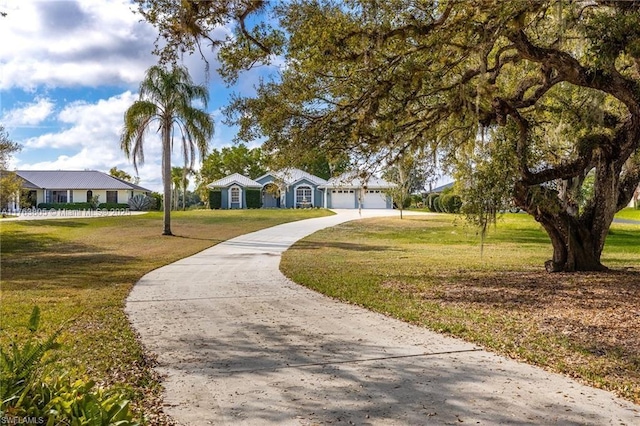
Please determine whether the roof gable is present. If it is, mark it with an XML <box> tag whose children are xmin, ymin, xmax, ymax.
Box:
<box><xmin>207</xmin><ymin>173</ymin><xmax>262</xmax><ymax>188</ymax></box>
<box><xmin>256</xmin><ymin>168</ymin><xmax>327</xmax><ymax>186</ymax></box>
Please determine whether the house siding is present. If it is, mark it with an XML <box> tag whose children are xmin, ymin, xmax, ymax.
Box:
<box><xmin>35</xmin><ymin>189</ymin><xmax>144</xmax><ymax>206</ymax></box>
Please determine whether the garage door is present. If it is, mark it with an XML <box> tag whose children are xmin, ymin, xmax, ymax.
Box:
<box><xmin>363</xmin><ymin>190</ymin><xmax>388</xmax><ymax>209</ymax></box>
<box><xmin>330</xmin><ymin>189</ymin><xmax>356</xmax><ymax>208</ymax></box>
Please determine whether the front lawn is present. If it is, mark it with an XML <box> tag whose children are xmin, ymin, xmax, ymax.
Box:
<box><xmin>616</xmin><ymin>206</ymin><xmax>640</xmax><ymax>221</ymax></box>
<box><xmin>281</xmin><ymin>213</ymin><xmax>640</xmax><ymax>403</ymax></box>
<box><xmin>0</xmin><ymin>209</ymin><xmax>332</xmax><ymax>423</ymax></box>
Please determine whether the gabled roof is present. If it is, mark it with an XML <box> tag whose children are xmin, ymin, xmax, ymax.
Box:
<box><xmin>15</xmin><ymin>170</ymin><xmax>151</xmax><ymax>191</ymax></box>
<box><xmin>256</xmin><ymin>168</ymin><xmax>327</xmax><ymax>186</ymax></box>
<box><xmin>207</xmin><ymin>173</ymin><xmax>262</xmax><ymax>188</ymax></box>
<box><xmin>319</xmin><ymin>172</ymin><xmax>395</xmax><ymax>189</ymax></box>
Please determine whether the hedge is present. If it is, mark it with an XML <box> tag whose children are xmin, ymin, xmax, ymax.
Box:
<box><xmin>98</xmin><ymin>203</ymin><xmax>130</xmax><ymax>210</ymax></box>
<box><xmin>246</xmin><ymin>189</ymin><xmax>262</xmax><ymax>209</ymax></box>
<box><xmin>209</xmin><ymin>190</ymin><xmax>222</xmax><ymax>209</ymax></box>
<box><xmin>37</xmin><ymin>202</ymin><xmax>92</xmax><ymax>210</ymax></box>
<box><xmin>439</xmin><ymin>194</ymin><xmax>462</xmax><ymax>213</ymax></box>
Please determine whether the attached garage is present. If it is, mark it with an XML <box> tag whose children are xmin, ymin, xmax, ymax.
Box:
<box><xmin>320</xmin><ymin>173</ymin><xmax>395</xmax><ymax>209</ymax></box>
<box><xmin>330</xmin><ymin>189</ymin><xmax>356</xmax><ymax>208</ymax></box>
<box><xmin>363</xmin><ymin>189</ymin><xmax>388</xmax><ymax>209</ymax></box>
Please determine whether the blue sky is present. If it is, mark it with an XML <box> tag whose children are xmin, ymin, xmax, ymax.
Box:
<box><xmin>0</xmin><ymin>0</ymin><xmax>276</xmax><ymax>191</ymax></box>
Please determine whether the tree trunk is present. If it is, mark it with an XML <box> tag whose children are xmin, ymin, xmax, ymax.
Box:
<box><xmin>513</xmin><ymin>180</ymin><xmax>612</xmax><ymax>273</ymax></box>
<box><xmin>537</xmin><ymin>214</ymin><xmax>607</xmax><ymax>272</ymax></box>
<box><xmin>162</xmin><ymin>121</ymin><xmax>173</xmax><ymax>236</ymax></box>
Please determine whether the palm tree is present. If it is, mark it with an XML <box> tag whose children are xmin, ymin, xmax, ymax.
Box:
<box><xmin>120</xmin><ymin>65</ymin><xmax>214</xmax><ymax>235</ymax></box>
<box><xmin>171</xmin><ymin>166</ymin><xmax>183</xmax><ymax>211</ymax></box>
<box><xmin>170</xmin><ymin>166</ymin><xmax>193</xmax><ymax>210</ymax></box>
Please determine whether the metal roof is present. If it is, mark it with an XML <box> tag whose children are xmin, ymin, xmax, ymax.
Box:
<box><xmin>319</xmin><ymin>172</ymin><xmax>395</xmax><ymax>189</ymax></box>
<box><xmin>15</xmin><ymin>170</ymin><xmax>152</xmax><ymax>191</ymax></box>
<box><xmin>431</xmin><ymin>181</ymin><xmax>455</xmax><ymax>192</ymax></box>
<box><xmin>256</xmin><ymin>168</ymin><xmax>327</xmax><ymax>186</ymax></box>
<box><xmin>207</xmin><ymin>173</ymin><xmax>263</xmax><ymax>188</ymax></box>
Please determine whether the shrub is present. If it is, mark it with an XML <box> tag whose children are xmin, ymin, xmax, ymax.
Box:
<box><xmin>411</xmin><ymin>194</ymin><xmax>423</xmax><ymax>208</ymax></box>
<box><xmin>16</xmin><ymin>374</ymin><xmax>139</xmax><ymax>425</ymax></box>
<box><xmin>127</xmin><ymin>194</ymin><xmax>156</xmax><ymax>211</ymax></box>
<box><xmin>88</xmin><ymin>195</ymin><xmax>100</xmax><ymax>210</ymax></box>
<box><xmin>0</xmin><ymin>307</ymin><xmax>140</xmax><ymax>424</ymax></box>
<box><xmin>432</xmin><ymin>195</ymin><xmax>443</xmax><ymax>212</ymax></box>
<box><xmin>37</xmin><ymin>202</ymin><xmax>92</xmax><ymax>210</ymax></box>
<box><xmin>246</xmin><ymin>189</ymin><xmax>262</xmax><ymax>209</ymax></box>
<box><xmin>440</xmin><ymin>194</ymin><xmax>462</xmax><ymax>213</ymax></box>
<box><xmin>0</xmin><ymin>306</ymin><xmax>61</xmax><ymax>408</ymax></box>
<box><xmin>98</xmin><ymin>203</ymin><xmax>130</xmax><ymax>210</ymax></box>
<box><xmin>209</xmin><ymin>191</ymin><xmax>222</xmax><ymax>209</ymax></box>
<box><xmin>149</xmin><ymin>192</ymin><xmax>163</xmax><ymax>211</ymax></box>
<box><xmin>425</xmin><ymin>193</ymin><xmax>439</xmax><ymax>212</ymax></box>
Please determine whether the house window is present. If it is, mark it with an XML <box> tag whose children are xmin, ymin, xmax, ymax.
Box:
<box><xmin>230</xmin><ymin>187</ymin><xmax>240</xmax><ymax>203</ymax></box>
<box><xmin>106</xmin><ymin>191</ymin><xmax>118</xmax><ymax>203</ymax></box>
<box><xmin>52</xmin><ymin>190</ymin><xmax>67</xmax><ymax>203</ymax></box>
<box><xmin>296</xmin><ymin>186</ymin><xmax>312</xmax><ymax>207</ymax></box>
<box><xmin>87</xmin><ymin>190</ymin><xmax>93</xmax><ymax>201</ymax></box>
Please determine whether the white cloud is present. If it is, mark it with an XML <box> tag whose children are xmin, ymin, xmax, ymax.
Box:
<box><xmin>0</xmin><ymin>0</ymin><xmax>158</xmax><ymax>90</ymax></box>
<box><xmin>23</xmin><ymin>91</ymin><xmax>139</xmax><ymax>149</ymax></box>
<box><xmin>15</xmin><ymin>90</ymin><xmax>165</xmax><ymax>190</ymax></box>
<box><xmin>14</xmin><ymin>90</ymin><xmax>216</xmax><ymax>192</ymax></box>
<box><xmin>2</xmin><ymin>98</ymin><xmax>54</xmax><ymax>126</ymax></box>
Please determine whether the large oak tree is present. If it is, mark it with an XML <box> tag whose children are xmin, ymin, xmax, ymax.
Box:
<box><xmin>137</xmin><ymin>0</ymin><xmax>640</xmax><ymax>271</ymax></box>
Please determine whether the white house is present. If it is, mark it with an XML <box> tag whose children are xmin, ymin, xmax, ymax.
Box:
<box><xmin>7</xmin><ymin>170</ymin><xmax>151</xmax><ymax>210</ymax></box>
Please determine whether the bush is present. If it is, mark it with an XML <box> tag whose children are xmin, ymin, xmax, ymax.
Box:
<box><xmin>425</xmin><ymin>193</ymin><xmax>439</xmax><ymax>212</ymax></box>
<box><xmin>209</xmin><ymin>191</ymin><xmax>222</xmax><ymax>209</ymax></box>
<box><xmin>246</xmin><ymin>189</ymin><xmax>262</xmax><ymax>209</ymax></box>
<box><xmin>37</xmin><ymin>202</ymin><xmax>92</xmax><ymax>210</ymax></box>
<box><xmin>440</xmin><ymin>194</ymin><xmax>462</xmax><ymax>213</ymax></box>
<box><xmin>127</xmin><ymin>194</ymin><xmax>157</xmax><ymax>211</ymax></box>
<box><xmin>98</xmin><ymin>203</ymin><xmax>130</xmax><ymax>210</ymax></box>
<box><xmin>411</xmin><ymin>194</ymin><xmax>423</xmax><ymax>208</ymax></box>
<box><xmin>149</xmin><ymin>192</ymin><xmax>163</xmax><ymax>211</ymax></box>
<box><xmin>0</xmin><ymin>307</ymin><xmax>140</xmax><ymax>424</ymax></box>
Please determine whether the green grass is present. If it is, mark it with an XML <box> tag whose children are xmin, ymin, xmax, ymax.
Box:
<box><xmin>281</xmin><ymin>213</ymin><xmax>640</xmax><ymax>403</ymax></box>
<box><xmin>615</xmin><ymin>206</ymin><xmax>640</xmax><ymax>221</ymax></box>
<box><xmin>0</xmin><ymin>208</ymin><xmax>332</xmax><ymax>419</ymax></box>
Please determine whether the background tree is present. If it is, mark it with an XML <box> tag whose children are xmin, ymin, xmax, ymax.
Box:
<box><xmin>171</xmin><ymin>166</ymin><xmax>193</xmax><ymax>210</ymax></box>
<box><xmin>383</xmin><ymin>146</ymin><xmax>435</xmax><ymax>219</ymax></box>
<box><xmin>0</xmin><ymin>125</ymin><xmax>22</xmax><ymax>211</ymax></box>
<box><xmin>196</xmin><ymin>143</ymin><xmax>267</xmax><ymax>201</ymax></box>
<box><xmin>137</xmin><ymin>1</ymin><xmax>640</xmax><ymax>272</ymax></box>
<box><xmin>121</xmin><ymin>65</ymin><xmax>214</xmax><ymax>235</ymax></box>
<box><xmin>109</xmin><ymin>167</ymin><xmax>139</xmax><ymax>184</ymax></box>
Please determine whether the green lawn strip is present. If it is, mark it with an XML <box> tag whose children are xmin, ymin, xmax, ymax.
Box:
<box><xmin>281</xmin><ymin>213</ymin><xmax>640</xmax><ymax>403</ymax></box>
<box><xmin>615</xmin><ymin>207</ymin><xmax>640</xmax><ymax>221</ymax></box>
<box><xmin>0</xmin><ymin>209</ymin><xmax>332</xmax><ymax>420</ymax></box>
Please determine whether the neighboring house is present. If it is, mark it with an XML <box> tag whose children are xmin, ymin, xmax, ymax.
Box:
<box><xmin>8</xmin><ymin>170</ymin><xmax>151</xmax><ymax>210</ymax></box>
<box><xmin>207</xmin><ymin>173</ymin><xmax>263</xmax><ymax>209</ymax></box>
<box><xmin>630</xmin><ymin>185</ymin><xmax>640</xmax><ymax>208</ymax></box>
<box><xmin>255</xmin><ymin>168</ymin><xmax>328</xmax><ymax>209</ymax></box>
<box><xmin>319</xmin><ymin>172</ymin><xmax>395</xmax><ymax>209</ymax></box>
<box><xmin>206</xmin><ymin>168</ymin><xmax>395</xmax><ymax>210</ymax></box>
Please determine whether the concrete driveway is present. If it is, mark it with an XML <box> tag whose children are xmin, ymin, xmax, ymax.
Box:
<box><xmin>126</xmin><ymin>210</ymin><xmax>639</xmax><ymax>425</ymax></box>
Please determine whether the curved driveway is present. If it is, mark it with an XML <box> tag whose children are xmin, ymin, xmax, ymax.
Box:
<box><xmin>126</xmin><ymin>210</ymin><xmax>639</xmax><ymax>425</ymax></box>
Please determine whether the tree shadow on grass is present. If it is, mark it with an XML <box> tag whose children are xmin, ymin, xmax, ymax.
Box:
<box><xmin>1</xmin><ymin>230</ymin><xmax>137</xmax><ymax>291</ymax></box>
<box><xmin>12</xmin><ymin>219</ymin><xmax>91</xmax><ymax>228</ymax></box>
<box><xmin>425</xmin><ymin>270</ymin><xmax>640</xmax><ymax>388</ymax></box>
